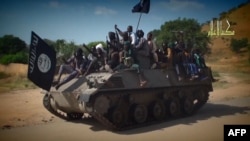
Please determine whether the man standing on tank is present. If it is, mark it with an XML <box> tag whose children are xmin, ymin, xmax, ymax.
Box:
<box><xmin>115</xmin><ymin>24</ymin><xmax>136</xmax><ymax>47</ymax></box>
<box><xmin>147</xmin><ymin>32</ymin><xmax>158</xmax><ymax>69</ymax></box>
<box><xmin>134</xmin><ymin>29</ymin><xmax>150</xmax><ymax>86</ymax></box>
<box><xmin>135</xmin><ymin>29</ymin><xmax>150</xmax><ymax>69</ymax></box>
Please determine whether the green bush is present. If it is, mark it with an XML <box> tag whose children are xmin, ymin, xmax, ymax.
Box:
<box><xmin>248</xmin><ymin>45</ymin><xmax>250</xmax><ymax>63</ymax></box>
<box><xmin>0</xmin><ymin>72</ymin><xmax>9</xmax><ymax>79</ymax></box>
<box><xmin>0</xmin><ymin>35</ymin><xmax>27</xmax><ymax>55</ymax></box>
<box><xmin>0</xmin><ymin>52</ymin><xmax>28</xmax><ymax>65</ymax></box>
<box><xmin>230</xmin><ymin>38</ymin><xmax>248</xmax><ymax>52</ymax></box>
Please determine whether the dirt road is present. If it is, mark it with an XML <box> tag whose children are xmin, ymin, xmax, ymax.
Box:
<box><xmin>0</xmin><ymin>73</ymin><xmax>249</xmax><ymax>141</ymax></box>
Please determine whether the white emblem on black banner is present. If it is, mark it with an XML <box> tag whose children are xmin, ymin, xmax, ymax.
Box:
<box><xmin>37</xmin><ymin>53</ymin><xmax>51</xmax><ymax>73</ymax></box>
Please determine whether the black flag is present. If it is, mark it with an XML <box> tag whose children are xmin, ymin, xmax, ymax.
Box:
<box><xmin>132</xmin><ymin>0</ymin><xmax>150</xmax><ymax>14</ymax></box>
<box><xmin>27</xmin><ymin>31</ymin><xmax>56</xmax><ymax>91</ymax></box>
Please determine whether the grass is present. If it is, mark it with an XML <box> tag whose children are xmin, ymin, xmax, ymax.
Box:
<box><xmin>0</xmin><ymin>72</ymin><xmax>10</xmax><ymax>79</ymax></box>
<box><xmin>212</xmin><ymin>71</ymin><xmax>220</xmax><ymax>77</ymax></box>
<box><xmin>231</xmin><ymin>72</ymin><xmax>250</xmax><ymax>84</ymax></box>
<box><xmin>0</xmin><ymin>74</ymin><xmax>37</xmax><ymax>93</ymax></box>
<box><xmin>212</xmin><ymin>80</ymin><xmax>230</xmax><ymax>89</ymax></box>
<box><xmin>212</xmin><ymin>71</ymin><xmax>250</xmax><ymax>89</ymax></box>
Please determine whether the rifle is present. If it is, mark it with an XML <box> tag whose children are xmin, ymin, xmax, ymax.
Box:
<box><xmin>115</xmin><ymin>25</ymin><xmax>120</xmax><ymax>43</ymax></box>
<box><xmin>106</xmin><ymin>36</ymin><xmax>110</xmax><ymax>61</ymax></box>
<box><xmin>82</xmin><ymin>44</ymin><xmax>98</xmax><ymax>76</ymax></box>
<box><xmin>82</xmin><ymin>44</ymin><xmax>98</xmax><ymax>58</ymax></box>
<box><xmin>114</xmin><ymin>25</ymin><xmax>123</xmax><ymax>51</ymax></box>
<box><xmin>171</xmin><ymin>30</ymin><xmax>185</xmax><ymax>51</ymax></box>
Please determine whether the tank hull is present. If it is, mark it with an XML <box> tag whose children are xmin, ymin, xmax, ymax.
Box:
<box><xmin>43</xmin><ymin>67</ymin><xmax>213</xmax><ymax>130</ymax></box>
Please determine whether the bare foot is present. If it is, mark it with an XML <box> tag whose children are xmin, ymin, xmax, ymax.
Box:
<box><xmin>140</xmin><ymin>81</ymin><xmax>147</xmax><ymax>87</ymax></box>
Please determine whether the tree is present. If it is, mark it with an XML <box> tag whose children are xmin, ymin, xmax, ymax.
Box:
<box><xmin>0</xmin><ymin>35</ymin><xmax>27</xmax><ymax>55</ymax></box>
<box><xmin>83</xmin><ymin>41</ymin><xmax>106</xmax><ymax>54</ymax></box>
<box><xmin>248</xmin><ymin>44</ymin><xmax>250</xmax><ymax>63</ymax></box>
<box><xmin>44</xmin><ymin>38</ymin><xmax>55</xmax><ymax>49</ymax></box>
<box><xmin>0</xmin><ymin>35</ymin><xmax>28</xmax><ymax>64</ymax></box>
<box><xmin>53</xmin><ymin>39</ymin><xmax>79</xmax><ymax>64</ymax></box>
<box><xmin>151</xmin><ymin>29</ymin><xmax>160</xmax><ymax>38</ymax></box>
<box><xmin>228</xmin><ymin>7</ymin><xmax>237</xmax><ymax>14</ymax></box>
<box><xmin>155</xmin><ymin>18</ymin><xmax>210</xmax><ymax>53</ymax></box>
<box><xmin>230</xmin><ymin>38</ymin><xmax>249</xmax><ymax>52</ymax></box>
<box><xmin>87</xmin><ymin>41</ymin><xmax>106</xmax><ymax>49</ymax></box>
<box><xmin>219</xmin><ymin>11</ymin><xmax>228</xmax><ymax>20</ymax></box>
<box><xmin>237</xmin><ymin>2</ymin><xmax>247</xmax><ymax>8</ymax></box>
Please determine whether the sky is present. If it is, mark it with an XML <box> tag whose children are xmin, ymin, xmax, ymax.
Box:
<box><xmin>0</xmin><ymin>0</ymin><xmax>248</xmax><ymax>45</ymax></box>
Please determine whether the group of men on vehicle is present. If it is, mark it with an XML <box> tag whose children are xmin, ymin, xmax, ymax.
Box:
<box><xmin>53</xmin><ymin>25</ymin><xmax>208</xmax><ymax>89</ymax></box>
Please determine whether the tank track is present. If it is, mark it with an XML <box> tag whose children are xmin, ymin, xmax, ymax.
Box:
<box><xmin>43</xmin><ymin>93</ymin><xmax>121</xmax><ymax>130</ymax></box>
<box><xmin>91</xmin><ymin>111</ymin><xmax>118</xmax><ymax>130</ymax></box>
<box><xmin>43</xmin><ymin>86</ymin><xmax>209</xmax><ymax>131</ymax></box>
<box><xmin>43</xmin><ymin>93</ymin><xmax>87</xmax><ymax>121</ymax></box>
<box><xmin>89</xmin><ymin>86</ymin><xmax>210</xmax><ymax>131</ymax></box>
<box><xmin>43</xmin><ymin>94</ymin><xmax>66</xmax><ymax>119</ymax></box>
<box><xmin>90</xmin><ymin>100</ymin><xmax>209</xmax><ymax>131</ymax></box>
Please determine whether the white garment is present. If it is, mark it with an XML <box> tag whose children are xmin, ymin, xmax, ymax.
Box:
<box><xmin>129</xmin><ymin>32</ymin><xmax>136</xmax><ymax>45</ymax></box>
<box><xmin>87</xmin><ymin>54</ymin><xmax>96</xmax><ymax>61</ymax></box>
<box><xmin>95</xmin><ymin>43</ymin><xmax>107</xmax><ymax>54</ymax></box>
<box><xmin>152</xmin><ymin>41</ymin><xmax>157</xmax><ymax>52</ymax></box>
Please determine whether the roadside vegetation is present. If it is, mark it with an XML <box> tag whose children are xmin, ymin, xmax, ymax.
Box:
<box><xmin>0</xmin><ymin>2</ymin><xmax>249</xmax><ymax>92</ymax></box>
<box><xmin>0</xmin><ymin>72</ymin><xmax>36</xmax><ymax>93</ymax></box>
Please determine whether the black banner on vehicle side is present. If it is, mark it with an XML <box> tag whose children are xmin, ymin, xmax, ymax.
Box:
<box><xmin>27</xmin><ymin>31</ymin><xmax>56</xmax><ymax>91</ymax></box>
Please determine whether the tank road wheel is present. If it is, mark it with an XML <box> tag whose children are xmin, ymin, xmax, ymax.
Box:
<box><xmin>132</xmin><ymin>104</ymin><xmax>148</xmax><ymax>124</ymax></box>
<box><xmin>43</xmin><ymin>94</ymin><xmax>50</xmax><ymax>109</ymax></box>
<box><xmin>167</xmin><ymin>97</ymin><xmax>181</xmax><ymax>117</ymax></box>
<box><xmin>43</xmin><ymin>94</ymin><xmax>57</xmax><ymax>113</ymax></box>
<box><xmin>150</xmin><ymin>100</ymin><xmax>166</xmax><ymax>120</ymax></box>
<box><xmin>194</xmin><ymin>89</ymin><xmax>209</xmax><ymax>110</ymax></box>
<box><xmin>67</xmin><ymin>113</ymin><xmax>84</xmax><ymax>120</ymax></box>
<box><xmin>94</xmin><ymin>95</ymin><xmax>110</xmax><ymax>115</ymax></box>
<box><xmin>110</xmin><ymin>107</ymin><xmax>127</xmax><ymax>127</ymax></box>
<box><xmin>43</xmin><ymin>94</ymin><xmax>67</xmax><ymax>119</ymax></box>
<box><xmin>182</xmin><ymin>96</ymin><xmax>195</xmax><ymax>115</ymax></box>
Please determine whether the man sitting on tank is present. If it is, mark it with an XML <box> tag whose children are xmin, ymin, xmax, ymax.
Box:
<box><xmin>106</xmin><ymin>31</ymin><xmax>120</xmax><ymax>70</ymax></box>
<box><xmin>169</xmin><ymin>39</ymin><xmax>187</xmax><ymax>81</ymax></box>
<box><xmin>53</xmin><ymin>48</ymin><xmax>88</xmax><ymax>89</ymax></box>
<box><xmin>180</xmin><ymin>48</ymin><xmax>199</xmax><ymax>80</ymax></box>
<box><xmin>147</xmin><ymin>32</ymin><xmax>159</xmax><ymax>69</ymax></box>
<box><xmin>153</xmin><ymin>42</ymin><xmax>168</xmax><ymax>69</ymax></box>
<box><xmin>83</xmin><ymin>43</ymin><xmax>110</xmax><ymax>76</ymax></box>
<box><xmin>155</xmin><ymin>44</ymin><xmax>166</xmax><ymax>63</ymax></box>
<box><xmin>191</xmin><ymin>48</ymin><xmax>217</xmax><ymax>81</ymax></box>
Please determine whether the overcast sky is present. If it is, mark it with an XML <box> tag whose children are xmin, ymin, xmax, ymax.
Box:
<box><xmin>0</xmin><ymin>0</ymin><xmax>248</xmax><ymax>45</ymax></box>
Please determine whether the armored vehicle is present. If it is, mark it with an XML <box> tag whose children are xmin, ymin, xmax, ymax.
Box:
<box><xmin>43</xmin><ymin>67</ymin><xmax>213</xmax><ymax>130</ymax></box>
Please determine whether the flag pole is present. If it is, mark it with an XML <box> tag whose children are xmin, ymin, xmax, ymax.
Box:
<box><xmin>136</xmin><ymin>13</ymin><xmax>142</xmax><ymax>31</ymax></box>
